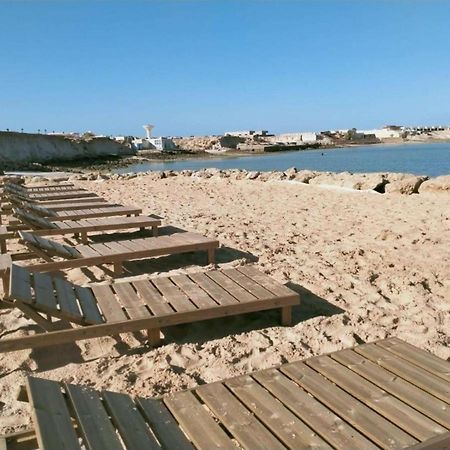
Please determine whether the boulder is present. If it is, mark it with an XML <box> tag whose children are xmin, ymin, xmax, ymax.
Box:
<box><xmin>246</xmin><ymin>171</ymin><xmax>260</xmax><ymax>180</ymax></box>
<box><xmin>284</xmin><ymin>167</ymin><xmax>297</xmax><ymax>179</ymax></box>
<box><xmin>293</xmin><ymin>170</ymin><xmax>318</xmax><ymax>183</ymax></box>
<box><xmin>419</xmin><ymin>175</ymin><xmax>450</xmax><ymax>193</ymax></box>
<box><xmin>309</xmin><ymin>171</ymin><xmax>387</xmax><ymax>191</ymax></box>
<box><xmin>385</xmin><ymin>176</ymin><xmax>428</xmax><ymax>194</ymax></box>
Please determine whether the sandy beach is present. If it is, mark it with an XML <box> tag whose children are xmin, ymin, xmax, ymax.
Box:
<box><xmin>0</xmin><ymin>174</ymin><xmax>449</xmax><ymax>434</ymax></box>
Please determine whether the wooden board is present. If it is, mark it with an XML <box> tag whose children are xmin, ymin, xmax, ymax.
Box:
<box><xmin>18</xmin><ymin>338</ymin><xmax>449</xmax><ymax>450</ymax></box>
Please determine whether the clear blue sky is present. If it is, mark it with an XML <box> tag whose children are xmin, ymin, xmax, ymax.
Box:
<box><xmin>1</xmin><ymin>1</ymin><xmax>450</xmax><ymax>137</ymax></box>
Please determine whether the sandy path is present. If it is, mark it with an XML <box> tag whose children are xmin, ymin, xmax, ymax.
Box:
<box><xmin>0</xmin><ymin>175</ymin><xmax>448</xmax><ymax>433</ymax></box>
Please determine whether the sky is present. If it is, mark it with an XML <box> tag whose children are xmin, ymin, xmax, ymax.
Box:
<box><xmin>1</xmin><ymin>0</ymin><xmax>450</xmax><ymax>137</ymax></box>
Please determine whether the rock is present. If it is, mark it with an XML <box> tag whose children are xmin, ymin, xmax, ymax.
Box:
<box><xmin>385</xmin><ymin>176</ymin><xmax>428</xmax><ymax>194</ymax></box>
<box><xmin>284</xmin><ymin>167</ymin><xmax>297</xmax><ymax>179</ymax></box>
<box><xmin>246</xmin><ymin>171</ymin><xmax>260</xmax><ymax>180</ymax></box>
<box><xmin>267</xmin><ymin>171</ymin><xmax>286</xmax><ymax>181</ymax></box>
<box><xmin>294</xmin><ymin>170</ymin><xmax>318</xmax><ymax>183</ymax></box>
<box><xmin>419</xmin><ymin>175</ymin><xmax>450</xmax><ymax>193</ymax></box>
<box><xmin>309</xmin><ymin>171</ymin><xmax>387</xmax><ymax>191</ymax></box>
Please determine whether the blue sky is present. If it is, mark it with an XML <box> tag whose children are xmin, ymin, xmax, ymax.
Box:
<box><xmin>1</xmin><ymin>1</ymin><xmax>450</xmax><ymax>137</ymax></box>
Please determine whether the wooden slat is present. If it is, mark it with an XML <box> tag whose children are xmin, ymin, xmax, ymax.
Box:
<box><xmin>376</xmin><ymin>338</ymin><xmax>450</xmax><ymax>382</ymax></box>
<box><xmin>355</xmin><ymin>343</ymin><xmax>450</xmax><ymax>403</ymax></box>
<box><xmin>113</xmin><ymin>282</ymin><xmax>151</xmax><ymax>319</ymax></box>
<box><xmin>205</xmin><ymin>270</ymin><xmax>257</xmax><ymax>303</ymax></box>
<box><xmin>226</xmin><ymin>374</ymin><xmax>332</xmax><ymax>449</ymax></box>
<box><xmin>152</xmin><ymin>277</ymin><xmax>197</xmax><ymax>312</ymax></box>
<box><xmin>332</xmin><ymin>348</ymin><xmax>450</xmax><ymax>428</ymax></box>
<box><xmin>406</xmin><ymin>431</ymin><xmax>450</xmax><ymax>450</ymax></box>
<box><xmin>65</xmin><ymin>383</ymin><xmax>124</xmax><ymax>450</ymax></box>
<box><xmin>196</xmin><ymin>382</ymin><xmax>286</xmax><ymax>449</ymax></box>
<box><xmin>254</xmin><ymin>368</ymin><xmax>379</xmax><ymax>450</ymax></box>
<box><xmin>91</xmin><ymin>284</ymin><xmax>127</xmax><ymax>322</ymax></box>
<box><xmin>164</xmin><ymin>390</ymin><xmax>234</xmax><ymax>449</ymax></box>
<box><xmin>306</xmin><ymin>355</ymin><xmax>446</xmax><ymax>441</ymax></box>
<box><xmin>54</xmin><ymin>277</ymin><xmax>83</xmax><ymax>320</ymax></box>
<box><xmin>74</xmin><ymin>286</ymin><xmax>104</xmax><ymax>324</ymax></box>
<box><xmin>26</xmin><ymin>377</ymin><xmax>80</xmax><ymax>450</ymax></box>
<box><xmin>237</xmin><ymin>266</ymin><xmax>295</xmax><ymax>297</ymax></box>
<box><xmin>137</xmin><ymin>397</ymin><xmax>195</xmax><ymax>450</ymax></box>
<box><xmin>102</xmin><ymin>390</ymin><xmax>161</xmax><ymax>450</ymax></box>
<box><xmin>33</xmin><ymin>272</ymin><xmax>58</xmax><ymax>311</ymax></box>
<box><xmin>170</xmin><ymin>273</ymin><xmax>218</xmax><ymax>308</ymax></box>
<box><xmin>221</xmin><ymin>268</ymin><xmax>273</xmax><ymax>299</ymax></box>
<box><xmin>10</xmin><ymin>264</ymin><xmax>33</xmax><ymax>303</ymax></box>
<box><xmin>132</xmin><ymin>279</ymin><xmax>174</xmax><ymax>316</ymax></box>
<box><xmin>281</xmin><ymin>362</ymin><xmax>418</xmax><ymax>449</ymax></box>
<box><xmin>188</xmin><ymin>272</ymin><xmax>238</xmax><ymax>306</ymax></box>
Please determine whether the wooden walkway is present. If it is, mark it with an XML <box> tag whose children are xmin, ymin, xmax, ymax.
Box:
<box><xmin>0</xmin><ymin>264</ymin><xmax>298</xmax><ymax>352</ymax></box>
<box><xmin>1</xmin><ymin>338</ymin><xmax>449</xmax><ymax>449</ymax></box>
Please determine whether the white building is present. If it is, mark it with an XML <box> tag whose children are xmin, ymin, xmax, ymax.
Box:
<box><xmin>225</xmin><ymin>130</ymin><xmax>269</xmax><ymax>137</ymax></box>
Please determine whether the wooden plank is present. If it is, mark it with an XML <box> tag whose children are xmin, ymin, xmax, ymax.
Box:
<box><xmin>10</xmin><ymin>264</ymin><xmax>33</xmax><ymax>303</ymax></box>
<box><xmin>332</xmin><ymin>348</ymin><xmax>450</xmax><ymax>428</ymax></box>
<box><xmin>226</xmin><ymin>374</ymin><xmax>332</xmax><ymax>449</ymax></box>
<box><xmin>171</xmin><ymin>273</ymin><xmax>218</xmax><ymax>308</ymax></box>
<box><xmin>355</xmin><ymin>343</ymin><xmax>450</xmax><ymax>403</ymax></box>
<box><xmin>253</xmin><ymin>368</ymin><xmax>379</xmax><ymax>450</ymax></box>
<box><xmin>54</xmin><ymin>277</ymin><xmax>83</xmax><ymax>320</ymax></box>
<box><xmin>221</xmin><ymin>268</ymin><xmax>273</xmax><ymax>299</ymax></box>
<box><xmin>164</xmin><ymin>390</ymin><xmax>235</xmax><ymax>449</ymax></box>
<box><xmin>406</xmin><ymin>431</ymin><xmax>450</xmax><ymax>450</ymax></box>
<box><xmin>91</xmin><ymin>284</ymin><xmax>127</xmax><ymax>322</ymax></box>
<box><xmin>152</xmin><ymin>277</ymin><xmax>198</xmax><ymax>312</ymax></box>
<box><xmin>132</xmin><ymin>279</ymin><xmax>174</xmax><ymax>316</ymax></box>
<box><xmin>102</xmin><ymin>390</ymin><xmax>161</xmax><ymax>450</ymax></box>
<box><xmin>33</xmin><ymin>272</ymin><xmax>58</xmax><ymax>311</ymax></box>
<box><xmin>113</xmin><ymin>282</ymin><xmax>151</xmax><ymax>319</ymax></box>
<box><xmin>281</xmin><ymin>361</ymin><xmax>418</xmax><ymax>449</ymax></box>
<box><xmin>306</xmin><ymin>355</ymin><xmax>447</xmax><ymax>441</ymax></box>
<box><xmin>188</xmin><ymin>272</ymin><xmax>238</xmax><ymax>306</ymax></box>
<box><xmin>26</xmin><ymin>377</ymin><xmax>80</xmax><ymax>450</ymax></box>
<box><xmin>196</xmin><ymin>382</ymin><xmax>286</xmax><ymax>449</ymax></box>
<box><xmin>376</xmin><ymin>338</ymin><xmax>450</xmax><ymax>382</ymax></box>
<box><xmin>206</xmin><ymin>270</ymin><xmax>257</xmax><ymax>303</ymax></box>
<box><xmin>74</xmin><ymin>286</ymin><xmax>104</xmax><ymax>324</ymax></box>
<box><xmin>76</xmin><ymin>245</ymin><xmax>102</xmax><ymax>258</ymax></box>
<box><xmin>237</xmin><ymin>266</ymin><xmax>296</xmax><ymax>297</ymax></box>
<box><xmin>65</xmin><ymin>383</ymin><xmax>124</xmax><ymax>450</ymax></box>
<box><xmin>137</xmin><ymin>397</ymin><xmax>195</xmax><ymax>450</ymax></box>
<box><xmin>102</xmin><ymin>241</ymin><xmax>134</xmax><ymax>254</ymax></box>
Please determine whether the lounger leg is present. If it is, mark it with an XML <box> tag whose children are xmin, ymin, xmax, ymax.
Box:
<box><xmin>113</xmin><ymin>262</ymin><xmax>123</xmax><ymax>275</ymax></box>
<box><xmin>152</xmin><ymin>226</ymin><xmax>158</xmax><ymax>237</ymax></box>
<box><xmin>81</xmin><ymin>232</ymin><xmax>88</xmax><ymax>244</ymax></box>
<box><xmin>207</xmin><ymin>248</ymin><xmax>215</xmax><ymax>265</ymax></box>
<box><xmin>0</xmin><ymin>238</ymin><xmax>6</xmax><ymax>254</ymax></box>
<box><xmin>281</xmin><ymin>306</ymin><xmax>292</xmax><ymax>326</ymax></box>
<box><xmin>147</xmin><ymin>328</ymin><xmax>161</xmax><ymax>346</ymax></box>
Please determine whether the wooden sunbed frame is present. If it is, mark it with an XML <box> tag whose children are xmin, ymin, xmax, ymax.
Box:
<box><xmin>18</xmin><ymin>226</ymin><xmax>219</xmax><ymax>274</ymax></box>
<box><xmin>10</xmin><ymin>208</ymin><xmax>161</xmax><ymax>242</ymax></box>
<box><xmin>0</xmin><ymin>263</ymin><xmax>298</xmax><ymax>352</ymax></box>
<box><xmin>1</xmin><ymin>338</ymin><xmax>449</xmax><ymax>449</ymax></box>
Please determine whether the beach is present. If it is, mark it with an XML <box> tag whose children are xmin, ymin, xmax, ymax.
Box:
<box><xmin>0</xmin><ymin>174</ymin><xmax>449</xmax><ymax>434</ymax></box>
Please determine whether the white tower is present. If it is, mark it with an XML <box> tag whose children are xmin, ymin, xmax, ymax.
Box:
<box><xmin>143</xmin><ymin>124</ymin><xmax>154</xmax><ymax>139</ymax></box>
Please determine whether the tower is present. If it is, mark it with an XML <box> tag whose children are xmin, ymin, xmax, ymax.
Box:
<box><xmin>143</xmin><ymin>124</ymin><xmax>154</xmax><ymax>140</ymax></box>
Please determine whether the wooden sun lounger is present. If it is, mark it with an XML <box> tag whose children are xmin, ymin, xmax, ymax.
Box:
<box><xmin>5</xmin><ymin>188</ymin><xmax>98</xmax><ymax>201</ymax></box>
<box><xmin>20</xmin><ymin>203</ymin><xmax>142</xmax><ymax>221</ymax></box>
<box><xmin>1</xmin><ymin>338</ymin><xmax>449</xmax><ymax>450</ymax></box>
<box><xmin>4</xmin><ymin>182</ymin><xmax>76</xmax><ymax>193</ymax></box>
<box><xmin>10</xmin><ymin>208</ymin><xmax>161</xmax><ymax>241</ymax></box>
<box><xmin>19</xmin><ymin>226</ymin><xmax>219</xmax><ymax>273</ymax></box>
<box><xmin>0</xmin><ymin>263</ymin><xmax>298</xmax><ymax>352</ymax></box>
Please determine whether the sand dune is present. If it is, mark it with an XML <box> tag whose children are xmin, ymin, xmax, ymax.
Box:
<box><xmin>0</xmin><ymin>174</ymin><xmax>449</xmax><ymax>434</ymax></box>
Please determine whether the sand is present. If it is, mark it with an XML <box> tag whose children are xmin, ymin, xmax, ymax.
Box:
<box><xmin>0</xmin><ymin>174</ymin><xmax>449</xmax><ymax>434</ymax></box>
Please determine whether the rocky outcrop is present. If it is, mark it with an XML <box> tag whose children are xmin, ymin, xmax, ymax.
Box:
<box><xmin>385</xmin><ymin>176</ymin><xmax>428</xmax><ymax>194</ymax></box>
<box><xmin>418</xmin><ymin>175</ymin><xmax>450</xmax><ymax>193</ymax></box>
<box><xmin>308</xmin><ymin>172</ymin><xmax>387</xmax><ymax>191</ymax></box>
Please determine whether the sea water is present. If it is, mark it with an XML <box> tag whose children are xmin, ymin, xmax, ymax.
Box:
<box><xmin>116</xmin><ymin>142</ymin><xmax>450</xmax><ymax>177</ymax></box>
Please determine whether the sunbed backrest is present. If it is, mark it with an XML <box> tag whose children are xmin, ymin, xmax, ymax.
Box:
<box><xmin>23</xmin><ymin>202</ymin><xmax>56</xmax><ymax>217</ymax></box>
<box><xmin>13</xmin><ymin>207</ymin><xmax>56</xmax><ymax>229</ymax></box>
<box><xmin>18</xmin><ymin>231</ymin><xmax>80</xmax><ymax>259</ymax></box>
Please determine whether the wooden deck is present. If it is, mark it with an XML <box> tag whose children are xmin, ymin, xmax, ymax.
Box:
<box><xmin>2</xmin><ymin>338</ymin><xmax>449</xmax><ymax>449</ymax></box>
<box><xmin>19</xmin><ymin>226</ymin><xmax>219</xmax><ymax>273</ymax></box>
<box><xmin>0</xmin><ymin>264</ymin><xmax>298</xmax><ymax>352</ymax></box>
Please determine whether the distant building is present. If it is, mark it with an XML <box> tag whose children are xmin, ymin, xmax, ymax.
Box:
<box><xmin>225</xmin><ymin>130</ymin><xmax>269</xmax><ymax>137</ymax></box>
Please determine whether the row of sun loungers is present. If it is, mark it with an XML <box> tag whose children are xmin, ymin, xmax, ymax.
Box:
<box><xmin>1</xmin><ymin>337</ymin><xmax>449</xmax><ymax>449</ymax></box>
<box><xmin>1</xmin><ymin>180</ymin><xmax>448</xmax><ymax>449</ymax></box>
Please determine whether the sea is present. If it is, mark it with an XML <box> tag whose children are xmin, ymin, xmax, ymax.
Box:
<box><xmin>116</xmin><ymin>142</ymin><xmax>450</xmax><ymax>177</ymax></box>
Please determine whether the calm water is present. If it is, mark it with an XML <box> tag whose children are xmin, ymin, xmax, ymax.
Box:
<box><xmin>116</xmin><ymin>142</ymin><xmax>450</xmax><ymax>177</ymax></box>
